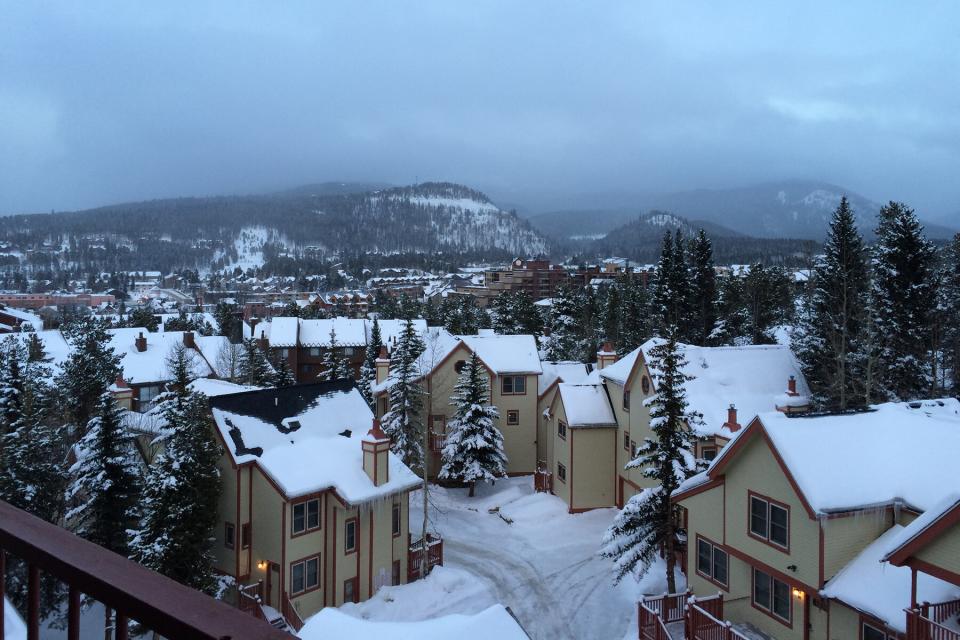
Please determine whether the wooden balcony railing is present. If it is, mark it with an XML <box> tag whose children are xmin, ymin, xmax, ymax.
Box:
<box><xmin>686</xmin><ymin>600</ymin><xmax>749</xmax><ymax>640</ymax></box>
<box><xmin>638</xmin><ymin>602</ymin><xmax>672</xmax><ymax>640</ymax></box>
<box><xmin>408</xmin><ymin>534</ymin><xmax>443</xmax><ymax>582</ymax></box>
<box><xmin>0</xmin><ymin>499</ymin><xmax>291</xmax><ymax>640</ymax></box>
<box><xmin>281</xmin><ymin>592</ymin><xmax>305</xmax><ymax>632</ymax></box>
<box><xmin>643</xmin><ymin>590</ymin><xmax>690</xmax><ymax>624</ymax></box>
<box><xmin>429</xmin><ymin>432</ymin><xmax>446</xmax><ymax>453</ymax></box>
<box><xmin>906</xmin><ymin>606</ymin><xmax>960</xmax><ymax>640</ymax></box>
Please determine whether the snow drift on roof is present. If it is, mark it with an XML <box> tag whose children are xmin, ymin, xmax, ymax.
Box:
<box><xmin>460</xmin><ymin>334</ymin><xmax>542</xmax><ymax>374</ymax></box>
<box><xmin>821</xmin><ymin>525</ymin><xmax>960</xmax><ymax>632</ymax></box>
<box><xmin>883</xmin><ymin>492</ymin><xmax>960</xmax><ymax>562</ymax></box>
<box><xmin>539</xmin><ymin>361</ymin><xmax>592</xmax><ymax>396</ymax></box>
<box><xmin>558</xmin><ymin>384</ymin><xmax>617</xmax><ymax>427</ymax></box>
<box><xmin>299</xmin><ymin>604</ymin><xmax>528</xmax><ymax>640</ymax></box>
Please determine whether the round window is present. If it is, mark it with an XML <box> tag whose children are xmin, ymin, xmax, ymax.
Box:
<box><xmin>641</xmin><ymin>376</ymin><xmax>650</xmax><ymax>394</ymax></box>
<box><xmin>454</xmin><ymin>359</ymin><xmax>466</xmax><ymax>373</ymax></box>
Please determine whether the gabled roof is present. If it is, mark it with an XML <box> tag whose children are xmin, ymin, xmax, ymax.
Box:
<box><xmin>883</xmin><ymin>492</ymin><xmax>960</xmax><ymax>566</ymax></box>
<box><xmin>539</xmin><ymin>361</ymin><xmax>592</xmax><ymax>396</ymax></box>
<box><xmin>676</xmin><ymin>399</ymin><xmax>960</xmax><ymax>516</ymax></box>
<box><xmin>557</xmin><ymin>384</ymin><xmax>617</xmax><ymax>427</ymax></box>
<box><xmin>600</xmin><ymin>339</ymin><xmax>809</xmax><ymax>437</ymax></box>
<box><xmin>209</xmin><ymin>381</ymin><xmax>419</xmax><ymax>504</ymax></box>
<box><xmin>821</xmin><ymin>525</ymin><xmax>960</xmax><ymax>633</ymax></box>
<box><xmin>460</xmin><ymin>333</ymin><xmax>542</xmax><ymax>375</ymax></box>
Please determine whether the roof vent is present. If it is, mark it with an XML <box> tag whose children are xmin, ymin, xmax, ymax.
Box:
<box><xmin>339</xmin><ymin>429</ymin><xmax>352</xmax><ymax>438</ymax></box>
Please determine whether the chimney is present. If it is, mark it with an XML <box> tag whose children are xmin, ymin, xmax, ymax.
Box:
<box><xmin>786</xmin><ymin>375</ymin><xmax>798</xmax><ymax>397</ymax></box>
<box><xmin>596</xmin><ymin>341</ymin><xmax>617</xmax><ymax>370</ymax></box>
<box><xmin>183</xmin><ymin>331</ymin><xmax>195</xmax><ymax>349</ymax></box>
<box><xmin>249</xmin><ymin>317</ymin><xmax>260</xmax><ymax>339</ymax></box>
<box><xmin>257</xmin><ymin>329</ymin><xmax>269</xmax><ymax>352</ymax></box>
<box><xmin>375</xmin><ymin>346</ymin><xmax>390</xmax><ymax>385</ymax></box>
<box><xmin>135</xmin><ymin>332</ymin><xmax>147</xmax><ymax>352</ymax></box>
<box><xmin>722</xmin><ymin>404</ymin><xmax>741</xmax><ymax>432</ymax></box>
<box><xmin>111</xmin><ymin>375</ymin><xmax>134</xmax><ymax>411</ymax></box>
<box><xmin>362</xmin><ymin>418</ymin><xmax>391</xmax><ymax>486</ymax></box>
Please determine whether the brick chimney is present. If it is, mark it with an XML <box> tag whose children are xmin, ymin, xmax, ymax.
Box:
<box><xmin>183</xmin><ymin>331</ymin><xmax>195</xmax><ymax>349</ymax></box>
<box><xmin>786</xmin><ymin>375</ymin><xmax>798</xmax><ymax>397</ymax></box>
<box><xmin>362</xmin><ymin>419</ymin><xmax>391</xmax><ymax>486</ymax></box>
<box><xmin>135</xmin><ymin>332</ymin><xmax>147</xmax><ymax>353</ymax></box>
<box><xmin>257</xmin><ymin>329</ymin><xmax>269</xmax><ymax>352</ymax></box>
<box><xmin>375</xmin><ymin>346</ymin><xmax>390</xmax><ymax>385</ymax></box>
<box><xmin>722</xmin><ymin>404</ymin><xmax>741</xmax><ymax>432</ymax></box>
<box><xmin>249</xmin><ymin>317</ymin><xmax>260</xmax><ymax>339</ymax></box>
<box><xmin>596</xmin><ymin>341</ymin><xmax>617</xmax><ymax>370</ymax></box>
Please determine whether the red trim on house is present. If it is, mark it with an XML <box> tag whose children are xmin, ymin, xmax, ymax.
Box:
<box><xmin>392</xmin><ymin>501</ymin><xmax>401</xmax><ymax>538</ymax></box>
<box><xmin>500</xmin><ymin>374</ymin><xmax>529</xmax><ymax>396</ymax></box>
<box><xmin>288</xmin><ymin>553</ymin><xmax>321</xmax><ymax>597</ymax></box>
<box><xmin>905</xmin><ymin>557</ymin><xmax>960</xmax><ymax>588</ymax></box>
<box><xmin>568</xmin><ymin>427</ymin><xmax>574</xmax><ymax>512</ymax></box>
<box><xmin>672</xmin><ymin>476</ymin><xmax>725</xmax><ymax>502</ymax></box>
<box><xmin>747</xmin><ymin>490</ymin><xmax>791</xmax><ymax>554</ymax></box>
<box><xmin>886</xmin><ymin>498</ymin><xmax>960</xmax><ymax>566</ymax></box>
<box><xmin>290</xmin><ymin>497</ymin><xmax>322</xmax><ymax>538</ymax></box>
<box><xmin>345</xmin><ymin>517</ymin><xmax>358</xmax><ymax>554</ymax></box>
<box><xmin>280</xmin><ymin>498</ymin><xmax>286</xmax><ymax>609</ymax></box>
<box><xmin>818</xmin><ymin>521</ymin><xmax>825</xmax><ymax>587</ymax></box>
<box><xmin>749</xmin><ymin>565</ymin><xmax>794</xmax><ymax>630</ymax></box>
<box><xmin>857</xmin><ymin>613</ymin><xmax>898</xmax><ymax>640</ymax></box>
<box><xmin>332</xmin><ymin>509</ymin><xmax>338</xmax><ymax>604</ymax></box>
<box><xmin>694</xmin><ymin>534</ymin><xmax>730</xmax><ymax>592</ymax></box>
<box><xmin>247</xmin><ymin>468</ymin><xmax>253</xmax><ymax>577</ymax></box>
<box><xmin>323</xmin><ymin>495</ymin><xmax>328</xmax><ymax>607</ymax></box>
<box><xmin>723</xmin><ymin>543</ymin><xmax>817</xmax><ymax>593</ymax></box>
<box><xmin>234</xmin><ymin>466</ymin><xmax>241</xmax><ymax>580</ymax></box>
<box><xmin>368</xmin><ymin>510</ymin><xmax>374</xmax><ymax>598</ymax></box>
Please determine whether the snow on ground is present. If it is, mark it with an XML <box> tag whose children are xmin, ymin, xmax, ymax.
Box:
<box><xmin>4</xmin><ymin>597</ymin><xmax>26</xmax><ymax>640</ymax></box>
<box><xmin>395</xmin><ymin>477</ymin><xmax>644</xmax><ymax>640</ymax></box>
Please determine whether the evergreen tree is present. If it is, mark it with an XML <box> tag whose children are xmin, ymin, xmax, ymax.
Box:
<box><xmin>939</xmin><ymin>234</ymin><xmax>960</xmax><ymax>397</ymax></box>
<box><xmin>792</xmin><ymin>197</ymin><xmax>870</xmax><ymax>412</ymax></box>
<box><xmin>128</xmin><ymin>306</ymin><xmax>159</xmax><ymax>332</ymax></box>
<box><xmin>438</xmin><ymin>352</ymin><xmax>506</xmax><ymax>496</ymax></box>
<box><xmin>653</xmin><ymin>231</ymin><xmax>693</xmax><ymax>340</ymax></box>
<box><xmin>689</xmin><ymin>230</ymin><xmax>719</xmax><ymax>344</ymax></box>
<box><xmin>742</xmin><ymin>264</ymin><xmax>794</xmax><ymax>345</ymax></box>
<box><xmin>26</xmin><ymin>332</ymin><xmax>46</xmax><ymax>362</ymax></box>
<box><xmin>618</xmin><ymin>274</ymin><xmax>653</xmax><ymax>355</ymax></box>
<box><xmin>58</xmin><ymin>316</ymin><xmax>123</xmax><ymax>432</ymax></box>
<box><xmin>546</xmin><ymin>284</ymin><xmax>585</xmax><ymax>361</ymax></box>
<box><xmin>358</xmin><ymin>318</ymin><xmax>384</xmax><ymax>406</ymax></box>
<box><xmin>66</xmin><ymin>392</ymin><xmax>142</xmax><ymax>554</ymax></box>
<box><xmin>214</xmin><ymin>302</ymin><xmax>242</xmax><ymax>343</ymax></box>
<box><xmin>602</xmin><ymin>282</ymin><xmax>622</xmax><ymax>349</ymax></box>
<box><xmin>320</xmin><ymin>327</ymin><xmax>352</xmax><ymax>381</ymax></box>
<box><xmin>871</xmin><ymin>202</ymin><xmax>938</xmax><ymax>401</ymax></box>
<box><xmin>600</xmin><ymin>330</ymin><xmax>702</xmax><ymax>589</ymax></box>
<box><xmin>237</xmin><ymin>338</ymin><xmax>274</xmax><ymax>387</ymax></box>
<box><xmin>131</xmin><ymin>392</ymin><xmax>221</xmax><ymax>594</ymax></box>
<box><xmin>381</xmin><ymin>318</ymin><xmax>425</xmax><ymax>469</ymax></box>
<box><xmin>272</xmin><ymin>355</ymin><xmax>296</xmax><ymax>387</ymax></box>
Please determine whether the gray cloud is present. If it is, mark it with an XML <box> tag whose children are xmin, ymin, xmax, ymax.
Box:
<box><xmin>1</xmin><ymin>1</ymin><xmax>958</xmax><ymax>220</ymax></box>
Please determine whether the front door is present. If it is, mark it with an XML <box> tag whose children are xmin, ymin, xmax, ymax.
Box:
<box><xmin>265</xmin><ymin>562</ymin><xmax>280</xmax><ymax>607</ymax></box>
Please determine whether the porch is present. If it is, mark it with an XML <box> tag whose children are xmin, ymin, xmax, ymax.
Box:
<box><xmin>906</xmin><ymin>597</ymin><xmax>960</xmax><ymax>640</ymax></box>
<box><xmin>639</xmin><ymin>592</ymin><xmax>771</xmax><ymax>640</ymax></box>
<box><xmin>408</xmin><ymin>533</ymin><xmax>444</xmax><ymax>582</ymax></box>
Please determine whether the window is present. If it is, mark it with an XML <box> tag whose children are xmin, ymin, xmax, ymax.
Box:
<box><xmin>344</xmin><ymin>347</ymin><xmax>355</xmax><ymax>356</ymax></box>
<box><xmin>392</xmin><ymin>502</ymin><xmax>401</xmax><ymax>537</ymax></box>
<box><xmin>344</xmin><ymin>577</ymin><xmax>358</xmax><ymax>603</ymax></box>
<box><xmin>309</xmin><ymin>347</ymin><xmax>321</xmax><ymax>357</ymax></box>
<box><xmin>392</xmin><ymin>560</ymin><xmax>401</xmax><ymax>586</ymax></box>
<box><xmin>753</xmin><ymin>568</ymin><xmax>791</xmax><ymax>623</ymax></box>
<box><xmin>749</xmin><ymin>493</ymin><xmax>789</xmax><ymax>549</ymax></box>
<box><xmin>630</xmin><ymin>440</ymin><xmax>637</xmax><ymax>458</ymax></box>
<box><xmin>224</xmin><ymin>522</ymin><xmax>235</xmax><ymax>549</ymax></box>
<box><xmin>507</xmin><ymin>410</ymin><xmax>519</xmax><ymax>425</ymax></box>
<box><xmin>558</xmin><ymin>420</ymin><xmax>567</xmax><ymax>440</ymax></box>
<box><xmin>695</xmin><ymin>537</ymin><xmax>728</xmax><ymax>587</ymax></box>
<box><xmin>290</xmin><ymin>556</ymin><xmax>320</xmax><ymax>595</ymax></box>
<box><xmin>280</xmin><ymin>348</ymin><xmax>289</xmax><ymax>358</ymax></box>
<box><xmin>344</xmin><ymin>518</ymin><xmax>357</xmax><ymax>553</ymax></box>
<box><xmin>454</xmin><ymin>359</ymin><xmax>466</xmax><ymax>373</ymax></box>
<box><xmin>430</xmin><ymin>415</ymin><xmax>446</xmax><ymax>432</ymax></box>
<box><xmin>241</xmin><ymin>523</ymin><xmax>251</xmax><ymax>549</ymax></box>
<box><xmin>292</xmin><ymin>498</ymin><xmax>321</xmax><ymax>535</ymax></box>
<box><xmin>862</xmin><ymin>622</ymin><xmax>894</xmax><ymax>640</ymax></box>
<box><xmin>501</xmin><ymin>375</ymin><xmax>526</xmax><ymax>395</ymax></box>
<box><xmin>623</xmin><ymin>390</ymin><xmax>630</xmax><ymax>411</ymax></box>
<box><xmin>557</xmin><ymin>462</ymin><xmax>566</xmax><ymax>483</ymax></box>
<box><xmin>136</xmin><ymin>384</ymin><xmax>163</xmax><ymax>411</ymax></box>
<box><xmin>623</xmin><ymin>431</ymin><xmax>630</xmax><ymax>451</ymax></box>
<box><xmin>641</xmin><ymin>376</ymin><xmax>650</xmax><ymax>394</ymax></box>
<box><xmin>379</xmin><ymin>397</ymin><xmax>388</xmax><ymax>415</ymax></box>
<box><xmin>701</xmin><ymin>446</ymin><xmax>717</xmax><ymax>461</ymax></box>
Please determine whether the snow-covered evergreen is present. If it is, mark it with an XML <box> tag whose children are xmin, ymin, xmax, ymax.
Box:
<box><xmin>382</xmin><ymin>318</ymin><xmax>426</xmax><ymax>470</ymax></box>
<box><xmin>689</xmin><ymin>230</ymin><xmax>719</xmax><ymax>345</ymax></box>
<box><xmin>58</xmin><ymin>317</ymin><xmax>123</xmax><ymax>432</ymax></box>
<box><xmin>358</xmin><ymin>318</ymin><xmax>383</xmax><ymax>406</ymax></box>
<box><xmin>546</xmin><ymin>284</ymin><xmax>585</xmax><ymax>361</ymax></box>
<box><xmin>320</xmin><ymin>327</ymin><xmax>351</xmax><ymax>381</ymax></box>
<box><xmin>131</xmin><ymin>391</ymin><xmax>222</xmax><ymax>594</ymax></box>
<box><xmin>439</xmin><ymin>352</ymin><xmax>506</xmax><ymax>496</ymax></box>
<box><xmin>653</xmin><ymin>230</ymin><xmax>694</xmax><ymax>341</ymax></box>
<box><xmin>237</xmin><ymin>338</ymin><xmax>274</xmax><ymax>387</ymax></box>
<box><xmin>600</xmin><ymin>330</ymin><xmax>701</xmax><ymax>589</ymax></box>
<box><xmin>941</xmin><ymin>234</ymin><xmax>960</xmax><ymax>397</ymax></box>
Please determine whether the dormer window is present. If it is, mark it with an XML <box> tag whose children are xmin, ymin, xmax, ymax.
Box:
<box><xmin>501</xmin><ymin>375</ymin><xmax>526</xmax><ymax>395</ymax></box>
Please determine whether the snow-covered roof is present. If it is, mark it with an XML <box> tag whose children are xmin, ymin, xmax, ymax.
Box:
<box><xmin>460</xmin><ymin>334</ymin><xmax>542</xmax><ymax>374</ymax></box>
<box><xmin>600</xmin><ymin>340</ymin><xmax>810</xmax><ymax>437</ymax></box>
<box><xmin>298</xmin><ymin>318</ymin><xmax>366</xmax><ymax>347</ymax></box>
<box><xmin>0</xmin><ymin>306</ymin><xmax>42</xmax><ymax>328</ymax></box>
<box><xmin>188</xmin><ymin>378</ymin><xmax>260</xmax><ymax>397</ymax></box>
<box><xmin>377</xmin><ymin>319</ymin><xmax>428</xmax><ymax>349</ymax></box>
<box><xmin>694</xmin><ymin>399</ymin><xmax>960</xmax><ymax>514</ymax></box>
<box><xmin>209</xmin><ymin>382</ymin><xmax>419</xmax><ymax>503</ymax></box>
<box><xmin>557</xmin><ymin>384</ymin><xmax>617</xmax><ymax>427</ymax></box>
<box><xmin>539</xmin><ymin>361</ymin><xmax>592</xmax><ymax>396</ymax></box>
<box><xmin>299</xmin><ymin>605</ymin><xmax>528</xmax><ymax>640</ymax></box>
<box><xmin>821</xmin><ymin>525</ymin><xmax>960</xmax><ymax>632</ymax></box>
<box><xmin>882</xmin><ymin>492</ymin><xmax>960</xmax><ymax>563</ymax></box>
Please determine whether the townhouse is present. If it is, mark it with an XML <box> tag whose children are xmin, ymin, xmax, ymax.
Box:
<box><xmin>672</xmin><ymin>399</ymin><xmax>960</xmax><ymax>640</ymax></box>
<box><xmin>541</xmin><ymin>339</ymin><xmax>809</xmax><ymax>513</ymax></box>
<box><xmin>208</xmin><ymin>382</ymin><xmax>421</xmax><ymax>626</ymax></box>
<box><xmin>372</xmin><ymin>328</ymin><xmax>542</xmax><ymax>477</ymax></box>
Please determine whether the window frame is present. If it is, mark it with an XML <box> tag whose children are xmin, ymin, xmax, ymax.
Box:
<box><xmin>241</xmin><ymin>522</ymin><xmax>251</xmax><ymax>550</ymax></box>
<box><xmin>506</xmin><ymin>410</ymin><xmax>519</xmax><ymax>425</ymax></box>
<box><xmin>224</xmin><ymin>522</ymin><xmax>235</xmax><ymax>550</ymax></box>
<box><xmin>289</xmin><ymin>554</ymin><xmax>321</xmax><ymax>596</ymax></box>
<box><xmin>751</xmin><ymin>567</ymin><xmax>793</xmax><ymax>627</ymax></box>
<box><xmin>557</xmin><ymin>420</ymin><xmax>567</xmax><ymax>440</ymax></box>
<box><xmin>748</xmin><ymin>492</ymin><xmax>790</xmax><ymax>552</ymax></box>
<box><xmin>860</xmin><ymin>617</ymin><xmax>896</xmax><ymax>640</ymax></box>
<box><xmin>557</xmin><ymin>462</ymin><xmax>566</xmax><ymax>483</ymax></box>
<box><xmin>392</xmin><ymin>502</ymin><xmax>402</xmax><ymax>537</ymax></box>
<box><xmin>501</xmin><ymin>375</ymin><xmax>527</xmax><ymax>395</ymax></box>
<box><xmin>623</xmin><ymin>389</ymin><xmax>630</xmax><ymax>412</ymax></box>
<box><xmin>291</xmin><ymin>497</ymin><xmax>321</xmax><ymax>537</ymax></box>
<box><xmin>623</xmin><ymin>430</ymin><xmax>630</xmax><ymax>451</ymax></box>
<box><xmin>309</xmin><ymin>347</ymin><xmax>321</xmax><ymax>357</ymax></box>
<box><xmin>694</xmin><ymin>535</ymin><xmax>728</xmax><ymax>589</ymax></box>
<box><xmin>343</xmin><ymin>577</ymin><xmax>359</xmax><ymax>603</ymax></box>
<box><xmin>344</xmin><ymin>517</ymin><xmax>358</xmax><ymax>554</ymax></box>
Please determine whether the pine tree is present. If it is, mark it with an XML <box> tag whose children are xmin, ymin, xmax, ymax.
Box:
<box><xmin>653</xmin><ymin>231</ymin><xmax>693</xmax><ymax>340</ymax></box>
<box><xmin>66</xmin><ymin>392</ymin><xmax>142</xmax><ymax>554</ymax></box>
<box><xmin>237</xmin><ymin>338</ymin><xmax>274</xmax><ymax>387</ymax></box>
<box><xmin>546</xmin><ymin>284</ymin><xmax>585</xmax><ymax>361</ymax></box>
<box><xmin>689</xmin><ymin>230</ymin><xmax>719</xmax><ymax>344</ymax></box>
<box><xmin>792</xmin><ymin>197</ymin><xmax>870</xmax><ymax>413</ymax></box>
<box><xmin>131</xmin><ymin>392</ymin><xmax>222</xmax><ymax>594</ymax></box>
<box><xmin>939</xmin><ymin>235</ymin><xmax>960</xmax><ymax>397</ymax></box>
<box><xmin>214</xmin><ymin>302</ymin><xmax>242</xmax><ymax>343</ymax></box>
<box><xmin>490</xmin><ymin>291</ymin><xmax>516</xmax><ymax>335</ymax></box>
<box><xmin>381</xmin><ymin>318</ymin><xmax>425</xmax><ymax>469</ymax></box>
<box><xmin>320</xmin><ymin>327</ymin><xmax>351</xmax><ymax>381</ymax></box>
<box><xmin>600</xmin><ymin>330</ymin><xmax>702</xmax><ymax>589</ymax></box>
<box><xmin>742</xmin><ymin>264</ymin><xmax>794</xmax><ymax>345</ymax></box>
<box><xmin>602</xmin><ymin>282</ymin><xmax>622</xmax><ymax>349</ymax></box>
<box><xmin>272</xmin><ymin>356</ymin><xmax>296</xmax><ymax>387</ymax></box>
<box><xmin>26</xmin><ymin>332</ymin><xmax>46</xmax><ymax>362</ymax></box>
<box><xmin>59</xmin><ymin>316</ymin><xmax>123</xmax><ymax>432</ymax></box>
<box><xmin>438</xmin><ymin>352</ymin><xmax>506</xmax><ymax>496</ymax></box>
<box><xmin>870</xmin><ymin>202</ymin><xmax>938</xmax><ymax>401</ymax></box>
<box><xmin>128</xmin><ymin>306</ymin><xmax>159</xmax><ymax>332</ymax></box>
<box><xmin>618</xmin><ymin>274</ymin><xmax>653</xmax><ymax>355</ymax></box>
<box><xmin>358</xmin><ymin>318</ymin><xmax>384</xmax><ymax>406</ymax></box>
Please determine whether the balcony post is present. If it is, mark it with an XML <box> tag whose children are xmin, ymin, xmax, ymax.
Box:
<box><xmin>116</xmin><ymin>612</ymin><xmax>128</xmax><ymax>640</ymax></box>
<box><xmin>68</xmin><ymin>586</ymin><xmax>81</xmax><ymax>640</ymax></box>
<box><xmin>27</xmin><ymin>563</ymin><xmax>39</xmax><ymax>640</ymax></box>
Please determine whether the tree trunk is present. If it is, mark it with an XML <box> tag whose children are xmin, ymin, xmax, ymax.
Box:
<box><xmin>664</xmin><ymin>501</ymin><xmax>677</xmax><ymax>594</ymax></box>
<box><xmin>420</xmin><ymin>415</ymin><xmax>429</xmax><ymax>580</ymax></box>
<box><xmin>468</xmin><ymin>481</ymin><xmax>475</xmax><ymax>498</ymax></box>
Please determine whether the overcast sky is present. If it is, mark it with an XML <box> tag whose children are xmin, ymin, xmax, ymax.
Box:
<box><xmin>2</xmin><ymin>2</ymin><xmax>958</xmax><ymax>219</ymax></box>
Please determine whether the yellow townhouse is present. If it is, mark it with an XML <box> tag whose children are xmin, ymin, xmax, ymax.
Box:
<box><xmin>372</xmin><ymin>328</ymin><xmax>542</xmax><ymax>478</ymax></box>
<box><xmin>536</xmin><ymin>360</ymin><xmax>593</xmax><ymax>483</ymax></box>
<box><xmin>670</xmin><ymin>398</ymin><xmax>960</xmax><ymax>640</ymax></box>
<box><xmin>207</xmin><ymin>381</ymin><xmax>422</xmax><ymax>630</ymax></box>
